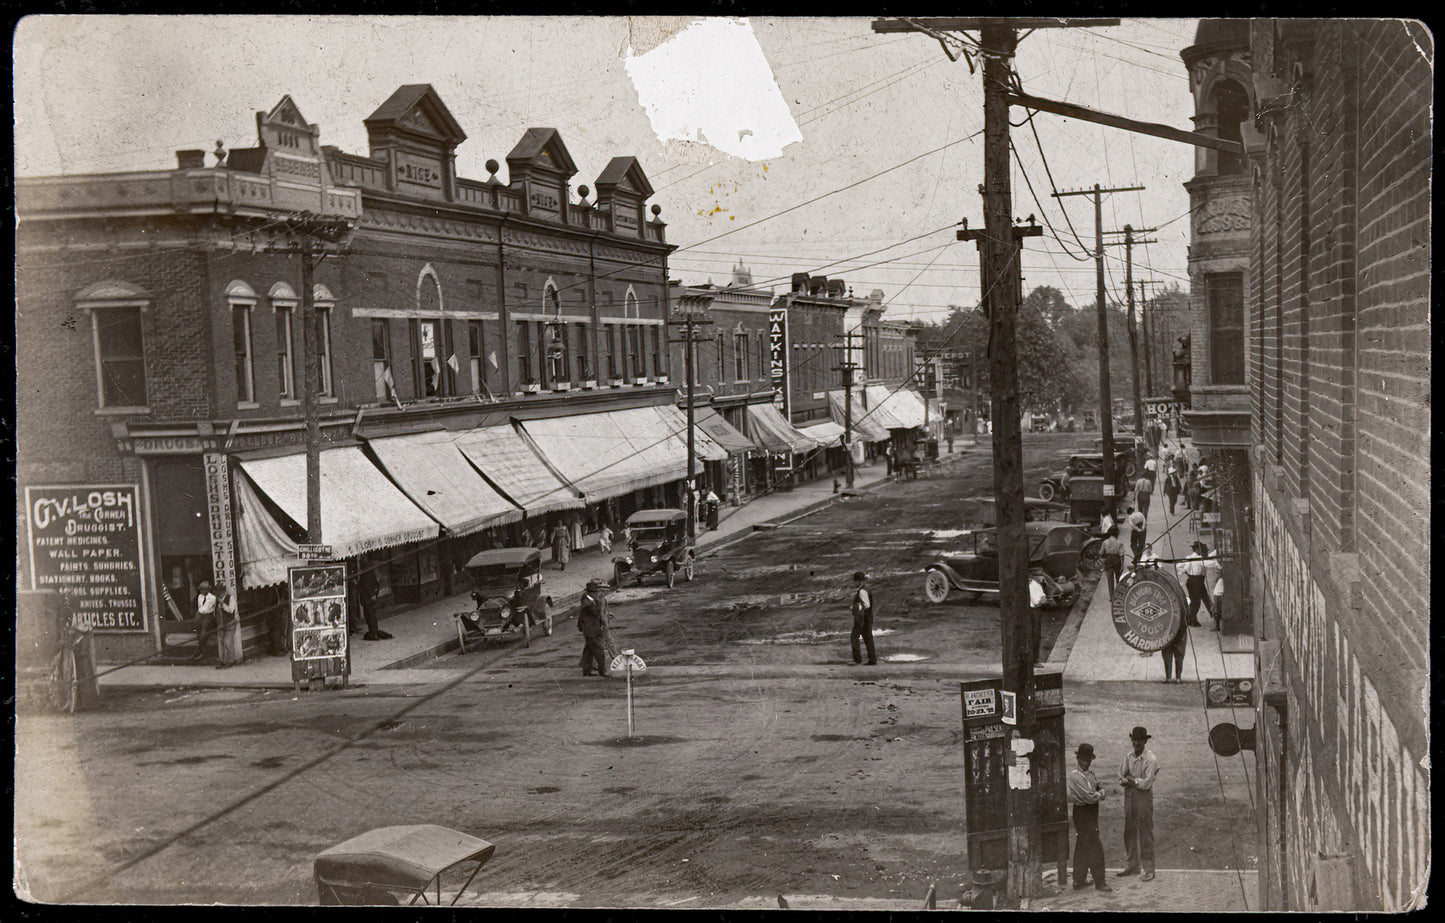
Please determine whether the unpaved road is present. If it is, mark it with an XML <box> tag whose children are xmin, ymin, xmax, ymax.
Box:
<box><xmin>15</xmin><ymin>434</ymin><xmax>1253</xmax><ymax>907</ymax></box>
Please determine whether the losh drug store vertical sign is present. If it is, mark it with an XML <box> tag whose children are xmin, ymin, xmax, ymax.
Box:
<box><xmin>26</xmin><ymin>484</ymin><xmax>148</xmax><ymax>631</ymax></box>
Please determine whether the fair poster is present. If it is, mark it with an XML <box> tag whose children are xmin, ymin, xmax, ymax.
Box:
<box><xmin>288</xmin><ymin>563</ymin><xmax>350</xmax><ymax>681</ymax></box>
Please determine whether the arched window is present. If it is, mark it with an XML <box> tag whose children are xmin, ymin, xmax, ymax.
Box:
<box><xmin>1212</xmin><ymin>80</ymin><xmax>1250</xmax><ymax>175</ymax></box>
<box><xmin>226</xmin><ymin>281</ymin><xmax>258</xmax><ymax>404</ymax></box>
<box><xmin>268</xmin><ymin>282</ymin><xmax>299</xmax><ymax>400</ymax></box>
<box><xmin>78</xmin><ymin>280</ymin><xmax>150</xmax><ymax>410</ymax></box>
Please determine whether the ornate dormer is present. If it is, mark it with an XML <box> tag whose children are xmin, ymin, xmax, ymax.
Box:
<box><xmin>506</xmin><ymin>128</ymin><xmax>578</xmax><ymax>222</ymax></box>
<box><xmin>364</xmin><ymin>85</ymin><xmax>467</xmax><ymax>201</ymax></box>
<box><xmin>221</xmin><ymin>95</ymin><xmax>358</xmax><ymax>217</ymax></box>
<box><xmin>594</xmin><ymin>156</ymin><xmax>654</xmax><ymax>239</ymax></box>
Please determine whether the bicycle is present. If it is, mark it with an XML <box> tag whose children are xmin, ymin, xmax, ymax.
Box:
<box><xmin>49</xmin><ymin>610</ymin><xmax>92</xmax><ymax>714</ymax></box>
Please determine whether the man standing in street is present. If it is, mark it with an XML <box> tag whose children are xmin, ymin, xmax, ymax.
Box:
<box><xmin>1176</xmin><ymin>541</ymin><xmax>1217</xmax><ymax>628</ymax></box>
<box><xmin>1069</xmin><ymin>743</ymin><xmax>1112</xmax><ymax>892</ymax></box>
<box><xmin>1117</xmin><ymin>726</ymin><xmax>1159</xmax><ymax>881</ymax></box>
<box><xmin>849</xmin><ymin>571</ymin><xmax>876</xmax><ymax>665</ymax></box>
<box><xmin>577</xmin><ymin>579</ymin><xmax>610</xmax><ymax>677</ymax></box>
<box><xmin>1101</xmin><ymin>526</ymin><xmax>1125</xmax><ymax>599</ymax></box>
<box><xmin>1134</xmin><ymin>472</ymin><xmax>1153</xmax><ymax>516</ymax></box>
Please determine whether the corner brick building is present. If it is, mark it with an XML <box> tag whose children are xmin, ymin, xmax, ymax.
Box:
<box><xmin>1182</xmin><ymin>20</ymin><xmax>1430</xmax><ymax>910</ymax></box>
<box><xmin>17</xmin><ymin>85</ymin><xmax>706</xmax><ymax>664</ymax></box>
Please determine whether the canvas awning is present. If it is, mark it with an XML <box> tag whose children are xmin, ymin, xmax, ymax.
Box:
<box><xmin>236</xmin><ymin>445</ymin><xmax>439</xmax><ymax>564</ymax></box>
<box><xmin>798</xmin><ymin>419</ymin><xmax>847</xmax><ymax>444</ymax></box>
<box><xmin>745</xmin><ymin>403</ymin><xmax>819</xmax><ymax>454</ymax></box>
<box><xmin>452</xmin><ymin>424</ymin><xmax>583</xmax><ymax>517</ymax></box>
<box><xmin>654</xmin><ymin>404</ymin><xmax>728</xmax><ymax>462</ymax></box>
<box><xmin>516</xmin><ymin>405</ymin><xmax>690</xmax><ymax>501</ymax></box>
<box><xmin>864</xmin><ymin>384</ymin><xmax>926</xmax><ymax>429</ymax></box>
<box><xmin>694</xmin><ymin>407</ymin><xmax>758</xmax><ymax>453</ymax></box>
<box><xmin>233</xmin><ymin>466</ymin><xmax>298</xmax><ymax>590</ymax></box>
<box><xmin>827</xmin><ymin>390</ymin><xmax>891</xmax><ymax>442</ymax></box>
<box><xmin>366</xmin><ymin>430</ymin><xmax>525</xmax><ymax>536</ymax></box>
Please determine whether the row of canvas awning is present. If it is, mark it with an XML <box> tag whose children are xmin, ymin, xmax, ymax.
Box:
<box><xmin>746</xmin><ymin>403</ymin><xmax>820</xmax><ymax>454</ymax></box>
<box><xmin>797</xmin><ymin>419</ymin><xmax>847</xmax><ymax>444</ymax></box>
<box><xmin>827</xmin><ymin>391</ymin><xmax>891</xmax><ymax>442</ymax></box>
<box><xmin>233</xmin><ymin>404</ymin><xmax>741</xmax><ymax>589</ymax></box>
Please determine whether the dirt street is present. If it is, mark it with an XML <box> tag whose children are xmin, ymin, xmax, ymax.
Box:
<box><xmin>14</xmin><ymin>434</ymin><xmax>1251</xmax><ymax>907</ymax></box>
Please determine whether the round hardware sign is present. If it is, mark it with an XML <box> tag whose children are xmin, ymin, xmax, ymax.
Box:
<box><xmin>1111</xmin><ymin>566</ymin><xmax>1187</xmax><ymax>652</ymax></box>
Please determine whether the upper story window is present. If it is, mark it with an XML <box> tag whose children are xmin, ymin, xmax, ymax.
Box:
<box><xmin>1207</xmin><ymin>272</ymin><xmax>1246</xmax><ymax>385</ymax></box>
<box><xmin>314</xmin><ymin>284</ymin><xmax>335</xmax><ymax>398</ymax></box>
<box><xmin>735</xmin><ymin>330</ymin><xmax>750</xmax><ymax>380</ymax></box>
<box><xmin>1212</xmin><ymin>80</ymin><xmax>1250</xmax><ymax>176</ymax></box>
<box><xmin>226</xmin><ymin>280</ymin><xmax>257</xmax><ymax>405</ymax></box>
<box><xmin>78</xmin><ymin>281</ymin><xmax>150</xmax><ymax>410</ymax></box>
<box><xmin>372</xmin><ymin>319</ymin><xmax>395</xmax><ymax>400</ymax></box>
<box><xmin>269</xmin><ymin>282</ymin><xmax>298</xmax><ymax>401</ymax></box>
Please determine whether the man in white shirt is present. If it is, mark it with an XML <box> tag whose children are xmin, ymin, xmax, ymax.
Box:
<box><xmin>849</xmin><ymin>571</ymin><xmax>876</xmax><ymax>665</ymax></box>
<box><xmin>1127</xmin><ymin>507</ymin><xmax>1148</xmax><ymax>564</ymax></box>
<box><xmin>1117</xmin><ymin>726</ymin><xmax>1159</xmax><ymax>881</ymax></box>
<box><xmin>193</xmin><ymin>580</ymin><xmax>218</xmax><ymax>661</ymax></box>
<box><xmin>1175</xmin><ymin>540</ymin><xmax>1217</xmax><ymax>628</ymax></box>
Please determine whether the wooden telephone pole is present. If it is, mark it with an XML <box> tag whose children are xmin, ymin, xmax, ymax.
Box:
<box><xmin>670</xmin><ymin>291</ymin><xmax>714</xmax><ymax>542</ymax></box>
<box><xmin>835</xmin><ymin>330</ymin><xmax>863</xmax><ymax>489</ymax></box>
<box><xmin>873</xmin><ymin>16</ymin><xmax>1116</xmax><ymax>904</ymax></box>
<box><xmin>1104</xmin><ymin>223</ymin><xmax>1157</xmax><ymax>433</ymax></box>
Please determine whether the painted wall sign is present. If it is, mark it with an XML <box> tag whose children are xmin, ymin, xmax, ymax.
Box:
<box><xmin>1204</xmin><ymin>676</ymin><xmax>1255</xmax><ymax>708</ymax></box>
<box><xmin>288</xmin><ymin>564</ymin><xmax>350</xmax><ymax>682</ymax></box>
<box><xmin>1111</xmin><ymin>566</ymin><xmax>1187</xmax><ymax>651</ymax></box>
<box><xmin>25</xmin><ymin>484</ymin><xmax>148</xmax><ymax>631</ymax></box>
<box><xmin>396</xmin><ymin>151</ymin><xmax>443</xmax><ymax>189</ymax></box>
<box><xmin>769</xmin><ymin>306</ymin><xmax>789</xmax><ymax>418</ymax></box>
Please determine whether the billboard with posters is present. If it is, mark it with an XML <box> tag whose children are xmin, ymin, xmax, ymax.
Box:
<box><xmin>25</xmin><ymin>484</ymin><xmax>148</xmax><ymax>631</ymax></box>
<box><xmin>288</xmin><ymin>563</ymin><xmax>350</xmax><ymax>682</ymax></box>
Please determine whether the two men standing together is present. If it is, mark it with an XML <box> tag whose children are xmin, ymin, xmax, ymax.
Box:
<box><xmin>1071</xmin><ymin>726</ymin><xmax>1160</xmax><ymax>892</ymax></box>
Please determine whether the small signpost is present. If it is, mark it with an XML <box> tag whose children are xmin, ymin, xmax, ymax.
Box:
<box><xmin>610</xmin><ymin>648</ymin><xmax>647</xmax><ymax>738</ymax></box>
<box><xmin>298</xmin><ymin>544</ymin><xmax>335</xmax><ymax>561</ymax></box>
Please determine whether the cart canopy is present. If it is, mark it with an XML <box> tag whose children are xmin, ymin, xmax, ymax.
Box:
<box><xmin>464</xmin><ymin>547</ymin><xmax>542</xmax><ymax>569</ymax></box>
<box><xmin>314</xmin><ymin>825</ymin><xmax>495</xmax><ymax>893</ymax></box>
<box><xmin>626</xmin><ymin>508</ymin><xmax>685</xmax><ymax>526</ymax></box>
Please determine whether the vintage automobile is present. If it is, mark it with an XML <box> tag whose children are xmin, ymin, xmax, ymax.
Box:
<box><xmin>453</xmin><ymin>548</ymin><xmax>553</xmax><ymax>651</ymax></box>
<box><xmin>923</xmin><ymin>520</ymin><xmax>1085</xmax><ymax>608</ymax></box>
<box><xmin>1037</xmin><ymin>449</ymin><xmax>1136</xmax><ymax>501</ymax></box>
<box><xmin>613</xmin><ymin>509</ymin><xmax>695</xmax><ymax>588</ymax></box>
<box><xmin>315</xmin><ymin>824</ymin><xmax>495</xmax><ymax>905</ymax></box>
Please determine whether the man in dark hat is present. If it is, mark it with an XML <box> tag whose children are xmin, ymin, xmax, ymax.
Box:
<box><xmin>1176</xmin><ymin>540</ymin><xmax>1217</xmax><ymax>628</ymax></box>
<box><xmin>1068</xmin><ymin>743</ymin><xmax>1112</xmax><ymax>892</ymax></box>
<box><xmin>193</xmin><ymin>580</ymin><xmax>217</xmax><ymax>660</ymax></box>
<box><xmin>1117</xmin><ymin>726</ymin><xmax>1159</xmax><ymax>881</ymax></box>
<box><xmin>577</xmin><ymin>579</ymin><xmax>610</xmax><ymax>677</ymax></box>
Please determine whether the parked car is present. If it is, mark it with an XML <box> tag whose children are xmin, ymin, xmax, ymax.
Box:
<box><xmin>613</xmin><ymin>509</ymin><xmax>695</xmax><ymax>588</ymax></box>
<box><xmin>923</xmin><ymin>520</ymin><xmax>1084</xmax><ymax>608</ymax></box>
<box><xmin>454</xmin><ymin>548</ymin><xmax>553</xmax><ymax>650</ymax></box>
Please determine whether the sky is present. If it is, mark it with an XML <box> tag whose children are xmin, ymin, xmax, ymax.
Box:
<box><xmin>14</xmin><ymin>15</ymin><xmax>1201</xmax><ymax>323</ymax></box>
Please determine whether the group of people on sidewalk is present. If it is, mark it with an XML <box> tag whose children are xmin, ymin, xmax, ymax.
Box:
<box><xmin>1070</xmin><ymin>726</ymin><xmax>1163</xmax><ymax>891</ymax></box>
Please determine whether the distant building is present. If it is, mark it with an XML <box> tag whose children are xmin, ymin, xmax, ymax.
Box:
<box><xmin>17</xmin><ymin>85</ymin><xmax>693</xmax><ymax>663</ymax></box>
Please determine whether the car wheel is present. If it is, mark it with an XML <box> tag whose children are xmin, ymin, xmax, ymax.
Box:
<box><xmin>1124</xmin><ymin>458</ymin><xmax>1138</xmax><ymax>479</ymax></box>
<box><xmin>684</xmin><ymin>556</ymin><xmax>695</xmax><ymax>581</ymax></box>
<box><xmin>1038</xmin><ymin>481</ymin><xmax>1056</xmax><ymax>502</ymax></box>
<box><xmin>924</xmin><ymin>568</ymin><xmax>950</xmax><ymax>604</ymax></box>
<box><xmin>665</xmin><ymin>559</ymin><xmax>675</xmax><ymax>588</ymax></box>
<box><xmin>1080</xmin><ymin>539</ymin><xmax>1103</xmax><ymax>572</ymax></box>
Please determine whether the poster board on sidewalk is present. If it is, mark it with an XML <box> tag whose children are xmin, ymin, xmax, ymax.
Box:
<box><xmin>959</xmin><ymin>672</ymin><xmax>1068</xmax><ymax>875</ymax></box>
<box><xmin>288</xmin><ymin>563</ymin><xmax>350</xmax><ymax>683</ymax></box>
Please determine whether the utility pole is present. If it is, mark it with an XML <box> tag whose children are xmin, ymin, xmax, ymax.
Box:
<box><xmin>874</xmin><ymin>15</ymin><xmax>1115</xmax><ymax>904</ymax></box>
<box><xmin>1140</xmin><ymin>280</ymin><xmax>1154</xmax><ymax>395</ymax></box>
<box><xmin>836</xmin><ymin>330</ymin><xmax>862</xmax><ymax>489</ymax></box>
<box><xmin>1115</xmin><ymin>225</ymin><xmax>1157</xmax><ymax>433</ymax></box>
<box><xmin>284</xmin><ymin>212</ymin><xmax>352</xmax><ymax>543</ymax></box>
<box><xmin>1053</xmin><ymin>184</ymin><xmax>1143</xmax><ymax>513</ymax></box>
<box><xmin>670</xmin><ymin>290</ymin><xmax>714</xmax><ymax>543</ymax></box>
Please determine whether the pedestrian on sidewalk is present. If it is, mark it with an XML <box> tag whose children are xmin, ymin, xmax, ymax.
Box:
<box><xmin>1117</xmin><ymin>726</ymin><xmax>1159</xmax><ymax>881</ymax></box>
<box><xmin>1126</xmin><ymin>507</ymin><xmax>1147</xmax><ymax>564</ymax></box>
<box><xmin>849</xmin><ymin>571</ymin><xmax>877</xmax><ymax>666</ymax></box>
<box><xmin>1175</xmin><ymin>541</ymin><xmax>1217</xmax><ymax>628</ymax></box>
<box><xmin>551</xmin><ymin>520</ymin><xmax>572</xmax><ymax>572</ymax></box>
<box><xmin>599</xmin><ymin>523</ymin><xmax>613</xmax><ymax>555</ymax></box>
<box><xmin>215</xmin><ymin>583</ymin><xmax>242</xmax><ymax>668</ymax></box>
<box><xmin>353</xmin><ymin>567</ymin><xmax>391</xmax><ymax>640</ymax></box>
<box><xmin>1198</xmin><ymin>465</ymin><xmax>1216</xmax><ymax>514</ymax></box>
<box><xmin>193</xmin><ymin>580</ymin><xmax>218</xmax><ymax>661</ymax></box>
<box><xmin>1160</xmin><ymin>612</ymin><xmax>1187</xmax><ymax>683</ymax></box>
<box><xmin>705</xmin><ymin>489</ymin><xmax>720</xmax><ymax>530</ymax></box>
<box><xmin>1134</xmin><ymin>474</ymin><xmax>1153</xmax><ymax>515</ymax></box>
<box><xmin>1212</xmin><ymin>573</ymin><xmax>1225</xmax><ymax>633</ymax></box>
<box><xmin>1185</xmin><ymin>464</ymin><xmax>1201</xmax><ymax>510</ymax></box>
<box><xmin>1101</xmin><ymin>527</ymin><xmax>1125</xmax><ymax>599</ymax></box>
<box><xmin>1069</xmin><ymin>743</ymin><xmax>1113</xmax><ymax>892</ymax></box>
<box><xmin>1163</xmin><ymin>468</ymin><xmax>1182</xmax><ymax>517</ymax></box>
<box><xmin>577</xmin><ymin>580</ymin><xmax>611</xmax><ymax>677</ymax></box>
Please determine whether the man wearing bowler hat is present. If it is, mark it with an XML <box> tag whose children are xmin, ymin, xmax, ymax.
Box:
<box><xmin>577</xmin><ymin>580</ymin><xmax>611</xmax><ymax>677</ymax></box>
<box><xmin>1117</xmin><ymin>726</ymin><xmax>1160</xmax><ymax>881</ymax></box>
<box><xmin>1068</xmin><ymin>743</ymin><xmax>1112</xmax><ymax>892</ymax></box>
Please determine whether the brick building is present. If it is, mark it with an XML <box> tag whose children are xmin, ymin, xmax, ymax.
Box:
<box><xmin>17</xmin><ymin>85</ymin><xmax>711</xmax><ymax>664</ymax></box>
<box><xmin>1183</xmin><ymin>20</ymin><xmax>1430</xmax><ymax>910</ymax></box>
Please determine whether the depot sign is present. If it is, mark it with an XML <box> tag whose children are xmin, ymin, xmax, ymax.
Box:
<box><xmin>1111</xmin><ymin>566</ymin><xmax>1186</xmax><ymax>651</ymax></box>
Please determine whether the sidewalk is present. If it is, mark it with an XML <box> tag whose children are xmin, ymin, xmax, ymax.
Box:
<box><xmin>100</xmin><ymin>443</ymin><xmax>977</xmax><ymax>691</ymax></box>
<box><xmin>1063</xmin><ymin>436</ymin><xmax>1253</xmax><ymax>684</ymax></box>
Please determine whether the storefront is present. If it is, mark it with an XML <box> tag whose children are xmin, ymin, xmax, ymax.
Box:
<box><xmin>796</xmin><ymin>419</ymin><xmax>848</xmax><ymax>480</ymax></box>
<box><xmin>827</xmin><ymin>389</ymin><xmax>891</xmax><ymax>466</ymax></box>
<box><xmin>744</xmin><ymin>402</ymin><xmax>820</xmax><ymax>489</ymax></box>
<box><xmin>694</xmin><ymin>406</ymin><xmax>759</xmax><ymax>504</ymax></box>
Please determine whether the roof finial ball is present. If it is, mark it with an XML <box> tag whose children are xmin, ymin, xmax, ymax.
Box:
<box><xmin>485</xmin><ymin>159</ymin><xmax>499</xmax><ymax>179</ymax></box>
<box><xmin>577</xmin><ymin>184</ymin><xmax>590</xmax><ymax>205</ymax></box>
<box><xmin>651</xmin><ymin>204</ymin><xmax>662</xmax><ymax>219</ymax></box>
<box><xmin>213</xmin><ymin>140</ymin><xmax>227</xmax><ymax>166</ymax></box>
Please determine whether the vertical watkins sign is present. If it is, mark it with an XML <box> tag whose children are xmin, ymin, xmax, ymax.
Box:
<box><xmin>769</xmin><ymin>306</ymin><xmax>790</xmax><ymax>417</ymax></box>
<box><xmin>25</xmin><ymin>485</ymin><xmax>148</xmax><ymax>631</ymax></box>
